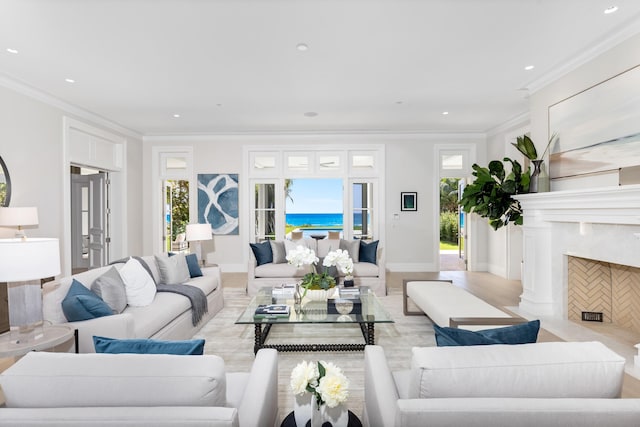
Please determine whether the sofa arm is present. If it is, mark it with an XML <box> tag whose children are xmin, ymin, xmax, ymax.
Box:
<box><xmin>66</xmin><ymin>313</ymin><xmax>136</xmax><ymax>353</ymax></box>
<box><xmin>201</xmin><ymin>265</ymin><xmax>222</xmax><ymax>286</ymax></box>
<box><xmin>364</xmin><ymin>345</ymin><xmax>399</xmax><ymax>427</ymax></box>
<box><xmin>237</xmin><ymin>348</ymin><xmax>278</xmax><ymax>427</ymax></box>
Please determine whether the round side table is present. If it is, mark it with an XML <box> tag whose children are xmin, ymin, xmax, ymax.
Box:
<box><xmin>0</xmin><ymin>324</ymin><xmax>76</xmax><ymax>358</ymax></box>
<box><xmin>280</xmin><ymin>410</ymin><xmax>362</xmax><ymax>427</ymax></box>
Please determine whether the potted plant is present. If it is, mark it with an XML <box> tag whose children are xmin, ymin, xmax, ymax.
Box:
<box><xmin>286</xmin><ymin>246</ymin><xmax>353</xmax><ymax>300</ymax></box>
<box><xmin>511</xmin><ymin>133</ymin><xmax>557</xmax><ymax>193</ymax></box>
<box><xmin>459</xmin><ymin>158</ymin><xmax>530</xmax><ymax>230</ymax></box>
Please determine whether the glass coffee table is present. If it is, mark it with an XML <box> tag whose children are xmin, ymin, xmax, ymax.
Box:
<box><xmin>236</xmin><ymin>287</ymin><xmax>394</xmax><ymax>353</ymax></box>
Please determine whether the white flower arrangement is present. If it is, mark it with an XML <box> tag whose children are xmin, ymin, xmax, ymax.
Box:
<box><xmin>290</xmin><ymin>360</ymin><xmax>350</xmax><ymax>408</ymax></box>
<box><xmin>323</xmin><ymin>249</ymin><xmax>353</xmax><ymax>276</ymax></box>
<box><xmin>286</xmin><ymin>245</ymin><xmax>318</xmax><ymax>269</ymax></box>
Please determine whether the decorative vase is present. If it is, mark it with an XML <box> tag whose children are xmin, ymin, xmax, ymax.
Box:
<box><xmin>310</xmin><ymin>397</ymin><xmax>323</xmax><ymax>427</ymax></box>
<box><xmin>321</xmin><ymin>403</ymin><xmax>349</xmax><ymax>427</ymax></box>
<box><xmin>529</xmin><ymin>160</ymin><xmax>543</xmax><ymax>193</ymax></box>
<box><xmin>306</xmin><ymin>288</ymin><xmax>332</xmax><ymax>301</ymax></box>
<box><xmin>293</xmin><ymin>392</ymin><xmax>312</xmax><ymax>427</ymax></box>
<box><xmin>293</xmin><ymin>283</ymin><xmax>302</xmax><ymax>314</ymax></box>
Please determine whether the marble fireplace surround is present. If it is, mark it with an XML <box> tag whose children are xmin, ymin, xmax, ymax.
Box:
<box><xmin>514</xmin><ymin>185</ymin><xmax>640</xmax><ymax>318</ymax></box>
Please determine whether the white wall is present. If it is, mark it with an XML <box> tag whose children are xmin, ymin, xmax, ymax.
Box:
<box><xmin>144</xmin><ymin>133</ymin><xmax>486</xmax><ymax>273</ymax></box>
<box><xmin>0</xmin><ymin>84</ymin><xmax>144</xmax><ymax>271</ymax></box>
<box><xmin>530</xmin><ymin>33</ymin><xmax>640</xmax><ymax>191</ymax></box>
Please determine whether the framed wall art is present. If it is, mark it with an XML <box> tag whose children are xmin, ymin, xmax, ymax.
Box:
<box><xmin>549</xmin><ymin>65</ymin><xmax>640</xmax><ymax>179</ymax></box>
<box><xmin>197</xmin><ymin>173</ymin><xmax>239</xmax><ymax>235</ymax></box>
<box><xmin>401</xmin><ymin>192</ymin><xmax>417</xmax><ymax>211</ymax></box>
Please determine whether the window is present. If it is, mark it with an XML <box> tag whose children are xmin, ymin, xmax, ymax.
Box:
<box><xmin>352</xmin><ymin>182</ymin><xmax>373</xmax><ymax>240</ymax></box>
<box><xmin>254</xmin><ymin>182</ymin><xmax>277</xmax><ymax>241</ymax></box>
<box><xmin>246</xmin><ymin>146</ymin><xmax>384</xmax><ymax>243</ymax></box>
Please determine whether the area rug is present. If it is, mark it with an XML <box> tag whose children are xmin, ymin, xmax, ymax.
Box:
<box><xmin>193</xmin><ymin>286</ymin><xmax>435</xmax><ymax>423</ymax></box>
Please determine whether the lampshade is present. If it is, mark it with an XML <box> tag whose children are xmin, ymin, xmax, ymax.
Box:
<box><xmin>186</xmin><ymin>224</ymin><xmax>212</xmax><ymax>242</ymax></box>
<box><xmin>0</xmin><ymin>207</ymin><xmax>39</xmax><ymax>227</ymax></box>
<box><xmin>0</xmin><ymin>238</ymin><xmax>60</xmax><ymax>282</ymax></box>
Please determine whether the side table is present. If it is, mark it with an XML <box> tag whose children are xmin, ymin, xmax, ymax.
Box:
<box><xmin>0</xmin><ymin>324</ymin><xmax>77</xmax><ymax>358</ymax></box>
<box><xmin>280</xmin><ymin>410</ymin><xmax>362</xmax><ymax>427</ymax></box>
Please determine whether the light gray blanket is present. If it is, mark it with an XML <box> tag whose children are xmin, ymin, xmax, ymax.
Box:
<box><xmin>110</xmin><ymin>256</ymin><xmax>208</xmax><ymax>326</ymax></box>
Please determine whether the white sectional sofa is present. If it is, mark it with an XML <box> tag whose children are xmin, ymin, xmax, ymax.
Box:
<box><xmin>0</xmin><ymin>349</ymin><xmax>278</xmax><ymax>427</ymax></box>
<box><xmin>42</xmin><ymin>255</ymin><xmax>224</xmax><ymax>353</ymax></box>
<box><xmin>364</xmin><ymin>342</ymin><xmax>640</xmax><ymax>427</ymax></box>
<box><xmin>248</xmin><ymin>238</ymin><xmax>385</xmax><ymax>296</ymax></box>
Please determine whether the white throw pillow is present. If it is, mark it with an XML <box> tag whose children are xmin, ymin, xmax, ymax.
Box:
<box><xmin>155</xmin><ymin>254</ymin><xmax>191</xmax><ymax>285</ymax></box>
<box><xmin>118</xmin><ymin>258</ymin><xmax>156</xmax><ymax>307</ymax></box>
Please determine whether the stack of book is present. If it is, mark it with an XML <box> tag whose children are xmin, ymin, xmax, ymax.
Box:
<box><xmin>254</xmin><ymin>304</ymin><xmax>291</xmax><ymax>319</ymax></box>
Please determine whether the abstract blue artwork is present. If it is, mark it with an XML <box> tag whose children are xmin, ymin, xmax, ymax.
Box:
<box><xmin>197</xmin><ymin>173</ymin><xmax>239</xmax><ymax>235</ymax></box>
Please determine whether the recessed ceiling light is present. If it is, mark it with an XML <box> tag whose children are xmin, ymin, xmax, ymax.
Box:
<box><xmin>395</xmin><ymin>101</ymin><xmax>404</xmax><ymax>105</ymax></box>
<box><xmin>296</xmin><ymin>43</ymin><xmax>309</xmax><ymax>51</ymax></box>
<box><xmin>524</xmin><ymin>65</ymin><xmax>535</xmax><ymax>71</ymax></box>
<box><xmin>216</xmin><ymin>103</ymin><xmax>222</xmax><ymax>107</ymax></box>
<box><xmin>442</xmin><ymin>111</ymin><xmax>449</xmax><ymax>115</ymax></box>
<box><xmin>173</xmin><ymin>114</ymin><xmax>181</xmax><ymax>118</ymax></box>
<box><xmin>604</xmin><ymin>6</ymin><xmax>618</xmax><ymax>14</ymax></box>
<box><xmin>64</xmin><ymin>78</ymin><xmax>75</xmax><ymax>83</ymax></box>
<box><xmin>6</xmin><ymin>48</ymin><xmax>18</xmax><ymax>54</ymax></box>
<box><xmin>304</xmin><ymin>111</ymin><xmax>318</xmax><ymax>117</ymax></box>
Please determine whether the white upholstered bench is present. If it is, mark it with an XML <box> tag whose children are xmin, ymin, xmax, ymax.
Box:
<box><xmin>403</xmin><ymin>279</ymin><xmax>525</xmax><ymax>329</ymax></box>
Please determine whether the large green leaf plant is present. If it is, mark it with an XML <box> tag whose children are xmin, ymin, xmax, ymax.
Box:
<box><xmin>459</xmin><ymin>158</ymin><xmax>530</xmax><ymax>230</ymax></box>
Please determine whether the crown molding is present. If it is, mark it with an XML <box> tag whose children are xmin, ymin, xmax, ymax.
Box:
<box><xmin>0</xmin><ymin>73</ymin><xmax>142</xmax><ymax>140</ymax></box>
<box><xmin>485</xmin><ymin>112</ymin><xmax>530</xmax><ymax>137</ymax></box>
<box><xmin>524</xmin><ymin>14</ymin><xmax>640</xmax><ymax>95</ymax></box>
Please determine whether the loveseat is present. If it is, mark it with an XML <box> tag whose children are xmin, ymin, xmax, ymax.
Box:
<box><xmin>248</xmin><ymin>238</ymin><xmax>385</xmax><ymax>296</ymax></box>
<box><xmin>364</xmin><ymin>342</ymin><xmax>640</xmax><ymax>427</ymax></box>
<box><xmin>0</xmin><ymin>349</ymin><xmax>278</xmax><ymax>426</ymax></box>
<box><xmin>42</xmin><ymin>254</ymin><xmax>223</xmax><ymax>353</ymax></box>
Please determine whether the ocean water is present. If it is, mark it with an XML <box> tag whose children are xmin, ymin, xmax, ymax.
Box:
<box><xmin>286</xmin><ymin>213</ymin><xmax>362</xmax><ymax>227</ymax></box>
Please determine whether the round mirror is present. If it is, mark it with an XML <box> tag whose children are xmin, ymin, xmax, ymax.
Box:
<box><xmin>0</xmin><ymin>156</ymin><xmax>11</xmax><ymax>207</ymax></box>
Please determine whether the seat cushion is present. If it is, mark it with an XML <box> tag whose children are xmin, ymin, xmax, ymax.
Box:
<box><xmin>0</xmin><ymin>352</ymin><xmax>227</xmax><ymax>408</ymax></box>
<box><xmin>409</xmin><ymin>341</ymin><xmax>625</xmax><ymax>399</ymax></box>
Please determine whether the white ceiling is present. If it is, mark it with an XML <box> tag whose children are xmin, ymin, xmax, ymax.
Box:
<box><xmin>1</xmin><ymin>0</ymin><xmax>640</xmax><ymax>137</ymax></box>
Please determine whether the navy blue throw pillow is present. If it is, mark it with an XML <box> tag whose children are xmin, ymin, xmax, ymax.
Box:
<box><xmin>434</xmin><ymin>320</ymin><xmax>540</xmax><ymax>347</ymax></box>
<box><xmin>185</xmin><ymin>253</ymin><xmax>203</xmax><ymax>277</ymax></box>
<box><xmin>250</xmin><ymin>241</ymin><xmax>273</xmax><ymax>266</ymax></box>
<box><xmin>359</xmin><ymin>240</ymin><xmax>379</xmax><ymax>264</ymax></box>
<box><xmin>93</xmin><ymin>336</ymin><xmax>205</xmax><ymax>355</ymax></box>
<box><xmin>62</xmin><ymin>279</ymin><xmax>113</xmax><ymax>322</ymax></box>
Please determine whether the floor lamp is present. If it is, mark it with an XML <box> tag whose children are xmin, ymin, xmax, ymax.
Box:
<box><xmin>186</xmin><ymin>223</ymin><xmax>212</xmax><ymax>266</ymax></box>
<box><xmin>0</xmin><ymin>238</ymin><xmax>60</xmax><ymax>338</ymax></box>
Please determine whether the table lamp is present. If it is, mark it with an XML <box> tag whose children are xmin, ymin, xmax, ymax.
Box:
<box><xmin>186</xmin><ymin>223</ymin><xmax>212</xmax><ymax>266</ymax></box>
<box><xmin>0</xmin><ymin>238</ymin><xmax>61</xmax><ymax>336</ymax></box>
<box><xmin>0</xmin><ymin>207</ymin><xmax>39</xmax><ymax>240</ymax></box>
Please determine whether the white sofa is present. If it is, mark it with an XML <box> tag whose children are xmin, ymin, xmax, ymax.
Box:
<box><xmin>42</xmin><ymin>255</ymin><xmax>224</xmax><ymax>353</ymax></box>
<box><xmin>248</xmin><ymin>238</ymin><xmax>385</xmax><ymax>296</ymax></box>
<box><xmin>0</xmin><ymin>349</ymin><xmax>278</xmax><ymax>427</ymax></box>
<box><xmin>364</xmin><ymin>342</ymin><xmax>640</xmax><ymax>427</ymax></box>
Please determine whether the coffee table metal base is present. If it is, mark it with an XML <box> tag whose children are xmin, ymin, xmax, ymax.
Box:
<box><xmin>253</xmin><ymin>322</ymin><xmax>375</xmax><ymax>354</ymax></box>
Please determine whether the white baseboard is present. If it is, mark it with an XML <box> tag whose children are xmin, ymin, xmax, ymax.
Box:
<box><xmin>487</xmin><ymin>263</ymin><xmax>507</xmax><ymax>278</ymax></box>
<box><xmin>386</xmin><ymin>262</ymin><xmax>437</xmax><ymax>272</ymax></box>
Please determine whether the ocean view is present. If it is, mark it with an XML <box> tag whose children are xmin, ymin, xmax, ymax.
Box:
<box><xmin>286</xmin><ymin>212</ymin><xmax>363</xmax><ymax>228</ymax></box>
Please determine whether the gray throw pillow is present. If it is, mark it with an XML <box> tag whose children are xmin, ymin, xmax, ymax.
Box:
<box><xmin>270</xmin><ymin>241</ymin><xmax>287</xmax><ymax>264</ymax></box>
<box><xmin>340</xmin><ymin>239</ymin><xmax>360</xmax><ymax>262</ymax></box>
<box><xmin>91</xmin><ymin>266</ymin><xmax>128</xmax><ymax>313</ymax></box>
<box><xmin>155</xmin><ymin>253</ymin><xmax>191</xmax><ymax>285</ymax></box>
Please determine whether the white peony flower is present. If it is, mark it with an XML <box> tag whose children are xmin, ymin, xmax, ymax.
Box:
<box><xmin>323</xmin><ymin>249</ymin><xmax>353</xmax><ymax>275</ymax></box>
<box><xmin>290</xmin><ymin>361</ymin><xmax>319</xmax><ymax>395</ymax></box>
<box><xmin>316</xmin><ymin>371</ymin><xmax>350</xmax><ymax>408</ymax></box>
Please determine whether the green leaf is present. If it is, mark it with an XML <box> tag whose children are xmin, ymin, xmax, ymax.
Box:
<box><xmin>513</xmin><ymin>135</ymin><xmax>538</xmax><ymax>160</ymax></box>
<box><xmin>317</xmin><ymin>361</ymin><xmax>326</xmax><ymax>379</ymax></box>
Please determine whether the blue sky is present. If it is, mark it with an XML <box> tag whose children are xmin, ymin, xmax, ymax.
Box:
<box><xmin>286</xmin><ymin>179</ymin><xmax>343</xmax><ymax>213</ymax></box>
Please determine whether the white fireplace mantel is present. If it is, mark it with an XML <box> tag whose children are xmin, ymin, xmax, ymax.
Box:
<box><xmin>513</xmin><ymin>185</ymin><xmax>640</xmax><ymax>317</ymax></box>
